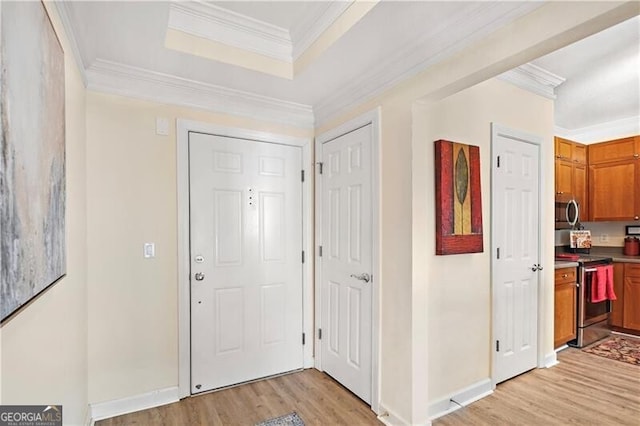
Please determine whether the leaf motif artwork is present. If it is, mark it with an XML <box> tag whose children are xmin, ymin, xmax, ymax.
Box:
<box><xmin>434</xmin><ymin>140</ymin><xmax>483</xmax><ymax>255</ymax></box>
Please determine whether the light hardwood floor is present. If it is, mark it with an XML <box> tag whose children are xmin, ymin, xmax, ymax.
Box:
<box><xmin>98</xmin><ymin>347</ymin><xmax>639</xmax><ymax>425</ymax></box>
<box><xmin>97</xmin><ymin>369</ymin><xmax>381</xmax><ymax>426</ymax></box>
<box><xmin>435</xmin><ymin>347</ymin><xmax>640</xmax><ymax>426</ymax></box>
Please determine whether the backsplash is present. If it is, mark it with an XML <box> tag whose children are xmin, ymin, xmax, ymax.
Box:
<box><xmin>555</xmin><ymin>222</ymin><xmax>636</xmax><ymax>247</ymax></box>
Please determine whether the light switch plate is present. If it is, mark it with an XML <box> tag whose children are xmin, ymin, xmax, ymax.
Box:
<box><xmin>144</xmin><ymin>243</ymin><xmax>155</xmax><ymax>258</ymax></box>
<box><xmin>156</xmin><ymin>117</ymin><xmax>169</xmax><ymax>136</ymax></box>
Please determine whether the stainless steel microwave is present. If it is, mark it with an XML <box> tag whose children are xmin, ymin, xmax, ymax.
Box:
<box><xmin>555</xmin><ymin>199</ymin><xmax>580</xmax><ymax>230</ymax></box>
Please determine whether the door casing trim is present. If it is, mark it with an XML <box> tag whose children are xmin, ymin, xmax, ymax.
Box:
<box><xmin>177</xmin><ymin>119</ymin><xmax>314</xmax><ymax>398</ymax></box>
<box><xmin>314</xmin><ymin>108</ymin><xmax>381</xmax><ymax>414</ymax></box>
<box><xmin>490</xmin><ymin>122</ymin><xmax>545</xmax><ymax>389</ymax></box>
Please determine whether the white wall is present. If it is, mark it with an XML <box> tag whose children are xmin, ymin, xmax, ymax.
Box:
<box><xmin>413</xmin><ymin>79</ymin><xmax>555</xmax><ymax>402</ymax></box>
<box><xmin>85</xmin><ymin>92</ymin><xmax>312</xmax><ymax>404</ymax></box>
<box><xmin>0</xmin><ymin>3</ymin><xmax>89</xmax><ymax>424</ymax></box>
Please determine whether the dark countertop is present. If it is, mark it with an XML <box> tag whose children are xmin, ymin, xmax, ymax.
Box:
<box><xmin>588</xmin><ymin>246</ymin><xmax>640</xmax><ymax>264</ymax></box>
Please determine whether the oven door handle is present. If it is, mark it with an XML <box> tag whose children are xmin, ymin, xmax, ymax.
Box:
<box><xmin>584</xmin><ymin>267</ymin><xmax>598</xmax><ymax>272</ymax></box>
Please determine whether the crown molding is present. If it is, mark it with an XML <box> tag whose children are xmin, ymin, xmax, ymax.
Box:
<box><xmin>497</xmin><ymin>63</ymin><xmax>565</xmax><ymax>100</ymax></box>
<box><xmin>290</xmin><ymin>1</ymin><xmax>353</xmax><ymax>60</ymax></box>
<box><xmin>52</xmin><ymin>1</ymin><xmax>88</xmax><ymax>86</ymax></box>
<box><xmin>313</xmin><ymin>2</ymin><xmax>543</xmax><ymax>127</ymax></box>
<box><xmin>554</xmin><ymin>116</ymin><xmax>640</xmax><ymax>144</ymax></box>
<box><xmin>167</xmin><ymin>1</ymin><xmax>292</xmax><ymax>62</ymax></box>
<box><xmin>85</xmin><ymin>59</ymin><xmax>314</xmax><ymax>128</ymax></box>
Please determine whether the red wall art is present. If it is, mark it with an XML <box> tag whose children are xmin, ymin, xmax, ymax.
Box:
<box><xmin>434</xmin><ymin>140</ymin><xmax>483</xmax><ymax>255</ymax></box>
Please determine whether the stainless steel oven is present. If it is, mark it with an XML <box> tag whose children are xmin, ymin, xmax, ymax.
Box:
<box><xmin>568</xmin><ymin>256</ymin><xmax>613</xmax><ymax>348</ymax></box>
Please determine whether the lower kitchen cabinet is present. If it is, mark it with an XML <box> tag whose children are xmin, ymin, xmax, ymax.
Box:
<box><xmin>609</xmin><ymin>262</ymin><xmax>640</xmax><ymax>334</ymax></box>
<box><xmin>623</xmin><ymin>263</ymin><xmax>640</xmax><ymax>330</ymax></box>
<box><xmin>554</xmin><ymin>267</ymin><xmax>577</xmax><ymax>348</ymax></box>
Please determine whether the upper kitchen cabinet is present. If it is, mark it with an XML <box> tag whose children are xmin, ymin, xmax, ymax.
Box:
<box><xmin>588</xmin><ymin>136</ymin><xmax>640</xmax><ymax>164</ymax></box>
<box><xmin>554</xmin><ymin>137</ymin><xmax>588</xmax><ymax>217</ymax></box>
<box><xmin>555</xmin><ymin>137</ymin><xmax>587</xmax><ymax>164</ymax></box>
<box><xmin>588</xmin><ymin>136</ymin><xmax>640</xmax><ymax>222</ymax></box>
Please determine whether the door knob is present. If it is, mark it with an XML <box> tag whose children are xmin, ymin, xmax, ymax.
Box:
<box><xmin>530</xmin><ymin>264</ymin><xmax>543</xmax><ymax>272</ymax></box>
<box><xmin>194</xmin><ymin>272</ymin><xmax>205</xmax><ymax>281</ymax></box>
<box><xmin>350</xmin><ymin>273</ymin><xmax>371</xmax><ymax>283</ymax></box>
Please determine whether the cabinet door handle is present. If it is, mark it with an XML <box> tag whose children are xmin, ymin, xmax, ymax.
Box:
<box><xmin>635</xmin><ymin>215</ymin><xmax>639</xmax><ymax>220</ymax></box>
<box><xmin>634</xmin><ymin>153</ymin><xmax>639</xmax><ymax>158</ymax></box>
<box><xmin>562</xmin><ymin>273</ymin><xmax>568</xmax><ymax>278</ymax></box>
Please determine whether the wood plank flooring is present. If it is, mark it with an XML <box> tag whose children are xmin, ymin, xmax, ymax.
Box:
<box><xmin>435</xmin><ymin>347</ymin><xmax>640</xmax><ymax>426</ymax></box>
<box><xmin>98</xmin><ymin>346</ymin><xmax>639</xmax><ymax>426</ymax></box>
<box><xmin>97</xmin><ymin>369</ymin><xmax>381</xmax><ymax>426</ymax></box>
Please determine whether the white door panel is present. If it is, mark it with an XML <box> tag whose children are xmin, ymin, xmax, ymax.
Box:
<box><xmin>320</xmin><ymin>125</ymin><xmax>372</xmax><ymax>403</ymax></box>
<box><xmin>190</xmin><ymin>132</ymin><xmax>303</xmax><ymax>393</ymax></box>
<box><xmin>493</xmin><ymin>127</ymin><xmax>540</xmax><ymax>384</ymax></box>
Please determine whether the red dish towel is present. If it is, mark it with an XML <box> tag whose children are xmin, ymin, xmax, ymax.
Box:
<box><xmin>591</xmin><ymin>265</ymin><xmax>616</xmax><ymax>303</ymax></box>
<box><xmin>604</xmin><ymin>265</ymin><xmax>616</xmax><ymax>301</ymax></box>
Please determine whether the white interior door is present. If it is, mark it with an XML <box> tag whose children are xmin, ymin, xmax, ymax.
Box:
<box><xmin>189</xmin><ymin>132</ymin><xmax>303</xmax><ymax>393</ymax></box>
<box><xmin>492</xmin><ymin>125</ymin><xmax>540</xmax><ymax>384</ymax></box>
<box><xmin>319</xmin><ymin>125</ymin><xmax>373</xmax><ymax>403</ymax></box>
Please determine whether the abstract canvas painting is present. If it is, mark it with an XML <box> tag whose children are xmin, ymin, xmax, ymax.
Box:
<box><xmin>434</xmin><ymin>140</ymin><xmax>483</xmax><ymax>255</ymax></box>
<box><xmin>1</xmin><ymin>1</ymin><xmax>66</xmax><ymax>322</ymax></box>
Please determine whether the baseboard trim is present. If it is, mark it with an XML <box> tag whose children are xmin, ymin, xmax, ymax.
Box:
<box><xmin>377</xmin><ymin>404</ymin><xmax>415</xmax><ymax>426</ymax></box>
<box><xmin>85</xmin><ymin>406</ymin><xmax>94</xmax><ymax>426</ymax></box>
<box><xmin>89</xmin><ymin>386</ymin><xmax>180</xmax><ymax>423</ymax></box>
<box><xmin>544</xmin><ymin>351</ymin><xmax>559</xmax><ymax>368</ymax></box>
<box><xmin>429</xmin><ymin>378</ymin><xmax>493</xmax><ymax>421</ymax></box>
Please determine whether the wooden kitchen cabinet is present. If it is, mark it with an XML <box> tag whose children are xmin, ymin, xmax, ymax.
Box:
<box><xmin>555</xmin><ymin>137</ymin><xmax>587</xmax><ymax>164</ymax></box>
<box><xmin>554</xmin><ymin>137</ymin><xmax>588</xmax><ymax>216</ymax></box>
<box><xmin>623</xmin><ymin>263</ymin><xmax>640</xmax><ymax>331</ymax></box>
<box><xmin>588</xmin><ymin>136</ymin><xmax>640</xmax><ymax>164</ymax></box>
<box><xmin>555</xmin><ymin>160</ymin><xmax>574</xmax><ymax>202</ymax></box>
<box><xmin>610</xmin><ymin>262</ymin><xmax>640</xmax><ymax>335</ymax></box>
<box><xmin>589</xmin><ymin>160</ymin><xmax>640</xmax><ymax>221</ymax></box>
<box><xmin>588</xmin><ymin>136</ymin><xmax>640</xmax><ymax>222</ymax></box>
<box><xmin>554</xmin><ymin>267</ymin><xmax>577</xmax><ymax>348</ymax></box>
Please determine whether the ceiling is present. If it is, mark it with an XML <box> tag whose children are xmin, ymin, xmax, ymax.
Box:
<box><xmin>58</xmin><ymin>1</ymin><xmax>639</xmax><ymax>129</ymax></box>
<box><xmin>532</xmin><ymin>15</ymin><xmax>640</xmax><ymax>133</ymax></box>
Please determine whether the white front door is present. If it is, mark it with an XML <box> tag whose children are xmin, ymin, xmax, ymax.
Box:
<box><xmin>319</xmin><ymin>125</ymin><xmax>373</xmax><ymax>403</ymax></box>
<box><xmin>492</xmin><ymin>125</ymin><xmax>541</xmax><ymax>384</ymax></box>
<box><xmin>189</xmin><ymin>132</ymin><xmax>303</xmax><ymax>393</ymax></box>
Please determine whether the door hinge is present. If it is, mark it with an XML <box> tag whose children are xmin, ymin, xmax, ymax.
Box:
<box><xmin>302</xmin><ymin>333</ymin><xmax>306</xmax><ymax>345</ymax></box>
<box><xmin>318</xmin><ymin>328</ymin><xmax>322</xmax><ymax>340</ymax></box>
<box><xmin>301</xmin><ymin>169</ymin><xmax>305</xmax><ymax>182</ymax></box>
<box><xmin>497</xmin><ymin>155</ymin><xmax>501</xmax><ymax>168</ymax></box>
<box><xmin>317</xmin><ymin>162</ymin><xmax>323</xmax><ymax>174</ymax></box>
<box><xmin>302</xmin><ymin>250</ymin><xmax>305</xmax><ymax>263</ymax></box>
<box><xmin>496</xmin><ymin>340</ymin><xmax>500</xmax><ymax>352</ymax></box>
<box><xmin>497</xmin><ymin>247</ymin><xmax>500</xmax><ymax>259</ymax></box>
<box><xmin>319</xmin><ymin>245</ymin><xmax>323</xmax><ymax>257</ymax></box>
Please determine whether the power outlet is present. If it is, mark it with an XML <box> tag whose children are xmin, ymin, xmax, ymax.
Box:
<box><xmin>600</xmin><ymin>234</ymin><xmax>610</xmax><ymax>243</ymax></box>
